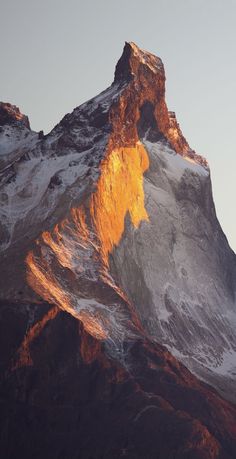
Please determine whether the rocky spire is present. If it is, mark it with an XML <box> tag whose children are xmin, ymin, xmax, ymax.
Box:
<box><xmin>114</xmin><ymin>41</ymin><xmax>165</xmax><ymax>83</ymax></box>
<box><xmin>112</xmin><ymin>42</ymin><xmax>207</xmax><ymax>166</ymax></box>
<box><xmin>0</xmin><ymin>102</ymin><xmax>30</xmax><ymax>129</ymax></box>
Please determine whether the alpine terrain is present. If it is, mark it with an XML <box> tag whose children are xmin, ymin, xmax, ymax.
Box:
<box><xmin>0</xmin><ymin>42</ymin><xmax>236</xmax><ymax>459</ymax></box>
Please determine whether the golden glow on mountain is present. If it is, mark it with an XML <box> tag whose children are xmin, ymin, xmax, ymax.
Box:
<box><xmin>90</xmin><ymin>142</ymin><xmax>149</xmax><ymax>265</ymax></box>
<box><xmin>26</xmin><ymin>250</ymin><xmax>108</xmax><ymax>340</ymax></box>
<box><xmin>26</xmin><ymin>251</ymin><xmax>71</xmax><ymax>306</ymax></box>
<box><xmin>26</xmin><ymin>141</ymin><xmax>149</xmax><ymax>339</ymax></box>
<box><xmin>13</xmin><ymin>305</ymin><xmax>59</xmax><ymax>369</ymax></box>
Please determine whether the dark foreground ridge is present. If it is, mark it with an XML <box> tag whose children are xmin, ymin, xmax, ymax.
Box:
<box><xmin>1</xmin><ymin>300</ymin><xmax>236</xmax><ymax>459</ymax></box>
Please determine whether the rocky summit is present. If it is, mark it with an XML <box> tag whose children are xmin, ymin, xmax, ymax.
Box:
<box><xmin>0</xmin><ymin>42</ymin><xmax>236</xmax><ymax>459</ymax></box>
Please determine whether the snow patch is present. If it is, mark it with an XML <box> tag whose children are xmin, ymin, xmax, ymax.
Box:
<box><xmin>144</xmin><ymin>140</ymin><xmax>209</xmax><ymax>180</ymax></box>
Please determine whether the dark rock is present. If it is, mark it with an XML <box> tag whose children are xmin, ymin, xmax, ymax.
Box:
<box><xmin>1</xmin><ymin>301</ymin><xmax>236</xmax><ymax>459</ymax></box>
<box><xmin>0</xmin><ymin>102</ymin><xmax>30</xmax><ymax>129</ymax></box>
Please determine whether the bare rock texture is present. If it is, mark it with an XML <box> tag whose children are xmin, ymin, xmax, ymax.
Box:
<box><xmin>0</xmin><ymin>42</ymin><xmax>236</xmax><ymax>458</ymax></box>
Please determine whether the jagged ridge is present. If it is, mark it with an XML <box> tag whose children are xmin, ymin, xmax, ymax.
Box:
<box><xmin>0</xmin><ymin>42</ymin><xmax>236</xmax><ymax>458</ymax></box>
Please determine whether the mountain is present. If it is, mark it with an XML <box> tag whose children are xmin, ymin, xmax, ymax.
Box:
<box><xmin>0</xmin><ymin>42</ymin><xmax>236</xmax><ymax>458</ymax></box>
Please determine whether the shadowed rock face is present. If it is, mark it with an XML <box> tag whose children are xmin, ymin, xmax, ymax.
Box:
<box><xmin>0</xmin><ymin>42</ymin><xmax>236</xmax><ymax>457</ymax></box>
<box><xmin>1</xmin><ymin>300</ymin><xmax>236</xmax><ymax>459</ymax></box>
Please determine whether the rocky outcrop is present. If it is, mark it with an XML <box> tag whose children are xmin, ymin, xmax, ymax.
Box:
<box><xmin>0</xmin><ymin>102</ymin><xmax>30</xmax><ymax>129</ymax></box>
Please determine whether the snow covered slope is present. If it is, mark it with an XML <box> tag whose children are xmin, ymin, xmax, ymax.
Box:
<box><xmin>111</xmin><ymin>138</ymin><xmax>236</xmax><ymax>400</ymax></box>
<box><xmin>0</xmin><ymin>42</ymin><xmax>235</xmax><ymax>402</ymax></box>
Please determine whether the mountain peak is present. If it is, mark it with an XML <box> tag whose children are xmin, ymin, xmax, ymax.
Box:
<box><xmin>112</xmin><ymin>43</ymin><xmax>207</xmax><ymax>166</ymax></box>
<box><xmin>0</xmin><ymin>102</ymin><xmax>30</xmax><ymax>129</ymax></box>
<box><xmin>2</xmin><ymin>42</ymin><xmax>236</xmax><ymax>459</ymax></box>
<box><xmin>114</xmin><ymin>41</ymin><xmax>164</xmax><ymax>83</ymax></box>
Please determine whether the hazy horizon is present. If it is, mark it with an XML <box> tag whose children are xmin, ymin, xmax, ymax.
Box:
<box><xmin>1</xmin><ymin>0</ymin><xmax>235</xmax><ymax>251</ymax></box>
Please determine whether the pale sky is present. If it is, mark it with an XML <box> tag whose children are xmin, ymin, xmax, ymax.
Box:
<box><xmin>1</xmin><ymin>0</ymin><xmax>235</xmax><ymax>251</ymax></box>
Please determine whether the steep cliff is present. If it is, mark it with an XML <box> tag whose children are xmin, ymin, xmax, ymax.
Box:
<box><xmin>0</xmin><ymin>42</ymin><xmax>236</xmax><ymax>458</ymax></box>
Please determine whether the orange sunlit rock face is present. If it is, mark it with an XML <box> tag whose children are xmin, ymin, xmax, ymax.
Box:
<box><xmin>26</xmin><ymin>251</ymin><xmax>71</xmax><ymax>307</ymax></box>
<box><xmin>90</xmin><ymin>143</ymin><xmax>149</xmax><ymax>265</ymax></box>
<box><xmin>26</xmin><ymin>139</ymin><xmax>149</xmax><ymax>341</ymax></box>
<box><xmin>113</xmin><ymin>42</ymin><xmax>188</xmax><ymax>155</ymax></box>
<box><xmin>26</xmin><ymin>250</ymin><xmax>108</xmax><ymax>340</ymax></box>
<box><xmin>13</xmin><ymin>306</ymin><xmax>59</xmax><ymax>369</ymax></box>
<box><xmin>0</xmin><ymin>102</ymin><xmax>30</xmax><ymax>128</ymax></box>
